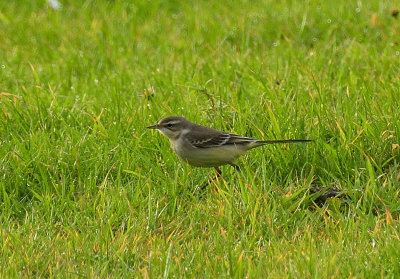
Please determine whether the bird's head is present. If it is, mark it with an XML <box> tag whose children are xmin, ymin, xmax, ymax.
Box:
<box><xmin>147</xmin><ymin>116</ymin><xmax>190</xmax><ymax>139</ymax></box>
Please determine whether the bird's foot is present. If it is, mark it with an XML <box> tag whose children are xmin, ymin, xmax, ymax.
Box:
<box><xmin>199</xmin><ymin>167</ymin><xmax>222</xmax><ymax>191</ymax></box>
<box><xmin>229</xmin><ymin>163</ymin><xmax>240</xmax><ymax>171</ymax></box>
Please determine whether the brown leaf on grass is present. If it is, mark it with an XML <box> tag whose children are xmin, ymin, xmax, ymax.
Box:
<box><xmin>93</xmin><ymin>242</ymin><xmax>99</xmax><ymax>254</ymax></box>
<box><xmin>0</xmin><ymin>92</ymin><xmax>21</xmax><ymax>100</ymax></box>
<box><xmin>220</xmin><ymin>227</ymin><xmax>227</xmax><ymax>238</ymax></box>
<box><xmin>392</xmin><ymin>144</ymin><xmax>400</xmax><ymax>157</ymax></box>
<box><xmin>391</xmin><ymin>9</ymin><xmax>399</xmax><ymax>18</ymax></box>
<box><xmin>373</xmin><ymin>221</ymin><xmax>379</xmax><ymax>234</ymax></box>
<box><xmin>385</xmin><ymin>207</ymin><xmax>393</xmax><ymax>225</ymax></box>
<box><xmin>139</xmin><ymin>266</ymin><xmax>149</xmax><ymax>279</ymax></box>
<box><xmin>1</xmin><ymin>92</ymin><xmax>21</xmax><ymax>107</ymax></box>
<box><xmin>371</xmin><ymin>13</ymin><xmax>378</xmax><ymax>26</ymax></box>
<box><xmin>237</xmin><ymin>251</ymin><xmax>244</xmax><ymax>263</ymax></box>
<box><xmin>381</xmin><ymin>130</ymin><xmax>395</xmax><ymax>141</ymax></box>
<box><xmin>376</xmin><ymin>194</ymin><xmax>394</xmax><ymax>225</ymax></box>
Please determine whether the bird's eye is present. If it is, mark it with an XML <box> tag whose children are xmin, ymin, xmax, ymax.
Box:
<box><xmin>167</xmin><ymin>123</ymin><xmax>173</xmax><ymax>128</ymax></box>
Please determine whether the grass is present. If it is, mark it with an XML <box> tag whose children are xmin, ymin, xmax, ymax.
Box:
<box><xmin>0</xmin><ymin>0</ymin><xmax>399</xmax><ymax>277</ymax></box>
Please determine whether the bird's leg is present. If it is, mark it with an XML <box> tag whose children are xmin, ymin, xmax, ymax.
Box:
<box><xmin>229</xmin><ymin>163</ymin><xmax>240</xmax><ymax>171</ymax></box>
<box><xmin>200</xmin><ymin>167</ymin><xmax>222</xmax><ymax>191</ymax></box>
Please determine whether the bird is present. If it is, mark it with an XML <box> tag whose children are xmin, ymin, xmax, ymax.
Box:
<box><xmin>147</xmin><ymin>116</ymin><xmax>311</xmax><ymax>186</ymax></box>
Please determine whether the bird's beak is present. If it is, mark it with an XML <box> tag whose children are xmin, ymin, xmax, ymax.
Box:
<box><xmin>147</xmin><ymin>124</ymin><xmax>160</xmax><ymax>129</ymax></box>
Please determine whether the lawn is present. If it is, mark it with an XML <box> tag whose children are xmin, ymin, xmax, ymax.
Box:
<box><xmin>0</xmin><ymin>0</ymin><xmax>399</xmax><ymax>277</ymax></box>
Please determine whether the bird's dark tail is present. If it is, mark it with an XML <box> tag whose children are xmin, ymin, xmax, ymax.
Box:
<box><xmin>258</xmin><ymin>139</ymin><xmax>312</xmax><ymax>144</ymax></box>
<box><xmin>248</xmin><ymin>140</ymin><xmax>312</xmax><ymax>149</ymax></box>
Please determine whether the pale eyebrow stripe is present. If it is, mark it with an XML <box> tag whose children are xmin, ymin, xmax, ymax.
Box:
<box><xmin>163</xmin><ymin>120</ymin><xmax>181</xmax><ymax>125</ymax></box>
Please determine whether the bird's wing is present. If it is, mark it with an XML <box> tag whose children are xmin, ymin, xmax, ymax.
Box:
<box><xmin>187</xmin><ymin>126</ymin><xmax>258</xmax><ymax>149</ymax></box>
<box><xmin>190</xmin><ymin>133</ymin><xmax>231</xmax><ymax>148</ymax></box>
